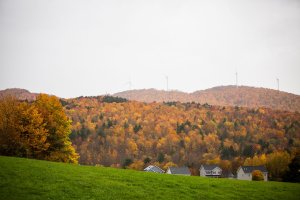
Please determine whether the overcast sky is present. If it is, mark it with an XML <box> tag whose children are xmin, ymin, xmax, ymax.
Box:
<box><xmin>0</xmin><ymin>0</ymin><xmax>300</xmax><ymax>97</ymax></box>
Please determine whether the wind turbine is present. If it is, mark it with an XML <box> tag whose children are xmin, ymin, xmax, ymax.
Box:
<box><xmin>165</xmin><ymin>75</ymin><xmax>169</xmax><ymax>91</ymax></box>
<box><xmin>125</xmin><ymin>78</ymin><xmax>132</xmax><ymax>90</ymax></box>
<box><xmin>235</xmin><ymin>70</ymin><xmax>238</xmax><ymax>88</ymax></box>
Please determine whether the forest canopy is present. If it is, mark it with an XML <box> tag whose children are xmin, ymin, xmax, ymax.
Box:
<box><xmin>65</xmin><ymin>96</ymin><xmax>300</xmax><ymax>180</ymax></box>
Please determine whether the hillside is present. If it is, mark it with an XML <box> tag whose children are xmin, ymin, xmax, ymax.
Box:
<box><xmin>192</xmin><ymin>86</ymin><xmax>300</xmax><ymax>112</ymax></box>
<box><xmin>1</xmin><ymin>156</ymin><xmax>300</xmax><ymax>200</ymax></box>
<box><xmin>113</xmin><ymin>88</ymin><xmax>192</xmax><ymax>103</ymax></box>
<box><xmin>2</xmin><ymin>86</ymin><xmax>300</xmax><ymax>112</ymax></box>
<box><xmin>114</xmin><ymin>86</ymin><xmax>300</xmax><ymax>112</ymax></box>
<box><xmin>0</xmin><ymin>88</ymin><xmax>37</xmax><ymax>101</ymax></box>
<box><xmin>65</xmin><ymin>96</ymin><xmax>300</xmax><ymax>177</ymax></box>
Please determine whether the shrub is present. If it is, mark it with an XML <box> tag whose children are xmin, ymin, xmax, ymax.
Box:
<box><xmin>252</xmin><ymin>170</ymin><xmax>264</xmax><ymax>181</ymax></box>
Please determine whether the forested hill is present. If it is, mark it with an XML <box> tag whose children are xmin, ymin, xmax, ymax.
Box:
<box><xmin>2</xmin><ymin>86</ymin><xmax>300</xmax><ymax>112</ymax></box>
<box><xmin>65</xmin><ymin>96</ymin><xmax>300</xmax><ymax>178</ymax></box>
<box><xmin>114</xmin><ymin>86</ymin><xmax>300</xmax><ymax>112</ymax></box>
<box><xmin>0</xmin><ymin>88</ymin><xmax>37</xmax><ymax>101</ymax></box>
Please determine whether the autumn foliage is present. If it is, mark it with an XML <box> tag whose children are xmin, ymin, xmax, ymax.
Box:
<box><xmin>0</xmin><ymin>96</ymin><xmax>48</xmax><ymax>158</ymax></box>
<box><xmin>252</xmin><ymin>170</ymin><xmax>264</xmax><ymax>181</ymax></box>
<box><xmin>63</xmin><ymin>96</ymin><xmax>300</xmax><ymax>176</ymax></box>
<box><xmin>0</xmin><ymin>95</ymin><xmax>78</xmax><ymax>163</ymax></box>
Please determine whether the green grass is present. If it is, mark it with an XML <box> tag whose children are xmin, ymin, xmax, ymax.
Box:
<box><xmin>0</xmin><ymin>156</ymin><xmax>299</xmax><ymax>200</ymax></box>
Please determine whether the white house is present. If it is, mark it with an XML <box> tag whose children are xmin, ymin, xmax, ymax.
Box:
<box><xmin>144</xmin><ymin>165</ymin><xmax>164</xmax><ymax>173</ymax></box>
<box><xmin>237</xmin><ymin>166</ymin><xmax>268</xmax><ymax>181</ymax></box>
<box><xmin>166</xmin><ymin>167</ymin><xmax>191</xmax><ymax>176</ymax></box>
<box><xmin>199</xmin><ymin>165</ymin><xmax>222</xmax><ymax>178</ymax></box>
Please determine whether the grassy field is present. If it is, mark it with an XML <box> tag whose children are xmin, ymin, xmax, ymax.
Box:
<box><xmin>0</xmin><ymin>156</ymin><xmax>299</xmax><ymax>200</ymax></box>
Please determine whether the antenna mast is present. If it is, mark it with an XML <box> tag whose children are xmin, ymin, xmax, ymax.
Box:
<box><xmin>276</xmin><ymin>78</ymin><xmax>279</xmax><ymax>91</ymax></box>
<box><xmin>165</xmin><ymin>76</ymin><xmax>169</xmax><ymax>91</ymax></box>
<box><xmin>235</xmin><ymin>71</ymin><xmax>238</xmax><ymax>88</ymax></box>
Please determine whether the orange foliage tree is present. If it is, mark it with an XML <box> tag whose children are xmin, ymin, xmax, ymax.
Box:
<box><xmin>252</xmin><ymin>170</ymin><xmax>264</xmax><ymax>181</ymax></box>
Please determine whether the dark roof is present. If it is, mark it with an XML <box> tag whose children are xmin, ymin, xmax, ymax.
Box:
<box><xmin>201</xmin><ymin>165</ymin><xmax>221</xmax><ymax>170</ymax></box>
<box><xmin>222</xmin><ymin>171</ymin><xmax>234</xmax><ymax>178</ymax></box>
<box><xmin>168</xmin><ymin>167</ymin><xmax>191</xmax><ymax>175</ymax></box>
<box><xmin>240</xmin><ymin>166</ymin><xmax>268</xmax><ymax>173</ymax></box>
<box><xmin>144</xmin><ymin>165</ymin><xmax>164</xmax><ymax>173</ymax></box>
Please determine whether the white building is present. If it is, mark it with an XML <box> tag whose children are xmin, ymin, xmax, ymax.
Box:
<box><xmin>237</xmin><ymin>166</ymin><xmax>268</xmax><ymax>181</ymax></box>
<box><xmin>199</xmin><ymin>165</ymin><xmax>222</xmax><ymax>178</ymax></box>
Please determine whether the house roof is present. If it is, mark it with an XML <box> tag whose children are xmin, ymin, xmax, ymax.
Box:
<box><xmin>168</xmin><ymin>167</ymin><xmax>191</xmax><ymax>175</ymax></box>
<box><xmin>222</xmin><ymin>171</ymin><xmax>234</xmax><ymax>177</ymax></box>
<box><xmin>201</xmin><ymin>165</ymin><xmax>221</xmax><ymax>170</ymax></box>
<box><xmin>240</xmin><ymin>166</ymin><xmax>268</xmax><ymax>173</ymax></box>
<box><xmin>144</xmin><ymin>165</ymin><xmax>164</xmax><ymax>173</ymax></box>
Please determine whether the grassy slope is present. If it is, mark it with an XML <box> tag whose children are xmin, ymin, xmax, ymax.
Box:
<box><xmin>0</xmin><ymin>156</ymin><xmax>299</xmax><ymax>200</ymax></box>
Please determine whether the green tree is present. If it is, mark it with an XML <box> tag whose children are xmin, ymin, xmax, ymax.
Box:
<box><xmin>157</xmin><ymin>153</ymin><xmax>165</xmax><ymax>163</ymax></box>
<box><xmin>123</xmin><ymin>158</ymin><xmax>133</xmax><ymax>168</ymax></box>
<box><xmin>143</xmin><ymin>157</ymin><xmax>151</xmax><ymax>164</ymax></box>
<box><xmin>283</xmin><ymin>152</ymin><xmax>300</xmax><ymax>182</ymax></box>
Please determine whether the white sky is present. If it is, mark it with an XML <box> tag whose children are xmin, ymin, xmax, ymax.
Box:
<box><xmin>0</xmin><ymin>0</ymin><xmax>300</xmax><ymax>97</ymax></box>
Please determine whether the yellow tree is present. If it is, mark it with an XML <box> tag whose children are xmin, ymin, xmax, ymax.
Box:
<box><xmin>266</xmin><ymin>151</ymin><xmax>291</xmax><ymax>181</ymax></box>
<box><xmin>0</xmin><ymin>96</ymin><xmax>20</xmax><ymax>155</ymax></box>
<box><xmin>35</xmin><ymin>94</ymin><xmax>79</xmax><ymax>163</ymax></box>
<box><xmin>0</xmin><ymin>97</ymin><xmax>49</xmax><ymax>158</ymax></box>
<box><xmin>17</xmin><ymin>102</ymin><xmax>49</xmax><ymax>158</ymax></box>
<box><xmin>128</xmin><ymin>160</ymin><xmax>144</xmax><ymax>170</ymax></box>
<box><xmin>244</xmin><ymin>154</ymin><xmax>266</xmax><ymax>166</ymax></box>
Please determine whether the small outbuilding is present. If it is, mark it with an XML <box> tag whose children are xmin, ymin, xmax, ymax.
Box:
<box><xmin>166</xmin><ymin>167</ymin><xmax>191</xmax><ymax>176</ymax></box>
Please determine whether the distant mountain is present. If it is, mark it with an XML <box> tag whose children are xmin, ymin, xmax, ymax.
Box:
<box><xmin>2</xmin><ymin>86</ymin><xmax>300</xmax><ymax>112</ymax></box>
<box><xmin>113</xmin><ymin>88</ymin><xmax>191</xmax><ymax>103</ymax></box>
<box><xmin>114</xmin><ymin>86</ymin><xmax>300</xmax><ymax>112</ymax></box>
<box><xmin>0</xmin><ymin>88</ymin><xmax>37</xmax><ymax>101</ymax></box>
